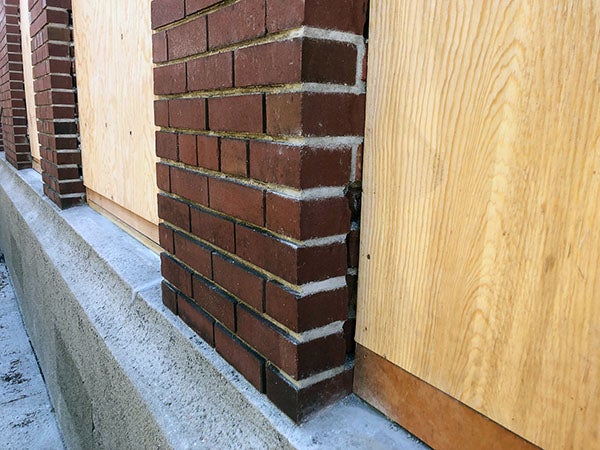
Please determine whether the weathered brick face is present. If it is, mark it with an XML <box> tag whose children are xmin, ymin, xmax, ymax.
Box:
<box><xmin>152</xmin><ymin>0</ymin><xmax>367</xmax><ymax>422</ymax></box>
<box><xmin>0</xmin><ymin>0</ymin><xmax>30</xmax><ymax>169</ymax></box>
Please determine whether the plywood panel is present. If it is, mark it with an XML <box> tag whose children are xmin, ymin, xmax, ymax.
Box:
<box><xmin>72</xmin><ymin>0</ymin><xmax>158</xmax><ymax>229</ymax></box>
<box><xmin>356</xmin><ymin>1</ymin><xmax>600</xmax><ymax>449</ymax></box>
<box><xmin>19</xmin><ymin>0</ymin><xmax>40</xmax><ymax>169</ymax></box>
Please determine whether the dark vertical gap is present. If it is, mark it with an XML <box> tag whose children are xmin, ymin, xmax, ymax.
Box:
<box><xmin>261</xmin><ymin>94</ymin><xmax>266</xmax><ymax>134</ymax></box>
<box><xmin>231</xmin><ymin>51</ymin><xmax>235</xmax><ymax>87</ymax></box>
<box><xmin>204</xmin><ymin>98</ymin><xmax>209</xmax><ymax>131</ymax></box>
<box><xmin>245</xmin><ymin>140</ymin><xmax>249</xmax><ymax>177</ymax></box>
<box><xmin>217</xmin><ymin>137</ymin><xmax>222</xmax><ymax>171</ymax></box>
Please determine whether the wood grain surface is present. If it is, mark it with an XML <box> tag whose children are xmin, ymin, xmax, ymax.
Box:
<box><xmin>356</xmin><ymin>1</ymin><xmax>600</xmax><ymax>448</ymax></box>
<box><xmin>72</xmin><ymin>0</ymin><xmax>158</xmax><ymax>227</ymax></box>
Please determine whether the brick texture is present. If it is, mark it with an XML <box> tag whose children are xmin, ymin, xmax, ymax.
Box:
<box><xmin>153</xmin><ymin>0</ymin><xmax>368</xmax><ymax>422</ymax></box>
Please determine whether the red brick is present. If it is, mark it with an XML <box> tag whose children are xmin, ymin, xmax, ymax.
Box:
<box><xmin>265</xmin><ymin>364</ymin><xmax>353</xmax><ymax>423</ymax></box>
<box><xmin>265</xmin><ymin>282</ymin><xmax>347</xmax><ymax>332</ymax></box>
<box><xmin>169</xmin><ymin>98</ymin><xmax>206</xmax><ymax>130</ymax></box>
<box><xmin>170</xmin><ymin>166</ymin><xmax>209</xmax><ymax>205</ymax></box>
<box><xmin>197</xmin><ymin>135</ymin><xmax>219</xmax><ymax>170</ymax></box>
<box><xmin>178</xmin><ymin>294</ymin><xmax>215</xmax><ymax>346</ymax></box>
<box><xmin>354</xmin><ymin>143</ymin><xmax>363</xmax><ymax>182</ymax></box>
<box><xmin>154</xmin><ymin>62</ymin><xmax>186</xmax><ymax>94</ymax></box>
<box><xmin>215</xmin><ymin>324</ymin><xmax>265</xmax><ymax>391</ymax></box>
<box><xmin>192</xmin><ymin>276</ymin><xmax>236</xmax><ymax>331</ymax></box>
<box><xmin>159</xmin><ymin>223</ymin><xmax>175</xmax><ymax>253</ymax></box>
<box><xmin>302</xmin><ymin>39</ymin><xmax>357</xmax><ymax>85</ymax></box>
<box><xmin>187</xmin><ymin>52</ymin><xmax>232</xmax><ymax>92</ymax></box>
<box><xmin>190</xmin><ymin>207</ymin><xmax>235</xmax><ymax>253</ymax></box>
<box><xmin>266</xmin><ymin>0</ymin><xmax>304</xmax><ymax>33</ymax></box>
<box><xmin>158</xmin><ymin>194</ymin><xmax>190</xmax><ymax>231</ymax></box>
<box><xmin>234</xmin><ymin>40</ymin><xmax>301</xmax><ymax>87</ymax></box>
<box><xmin>152</xmin><ymin>31</ymin><xmax>167</xmax><ymax>63</ymax></box>
<box><xmin>297</xmin><ymin>244</ymin><xmax>346</xmax><ymax>283</ymax></box>
<box><xmin>161</xmin><ymin>281</ymin><xmax>178</xmax><ymax>314</ymax></box>
<box><xmin>186</xmin><ymin>0</ymin><xmax>220</xmax><ymax>14</ymax></box>
<box><xmin>208</xmin><ymin>94</ymin><xmax>262</xmax><ymax>133</ymax></box>
<box><xmin>174</xmin><ymin>232</ymin><xmax>212</xmax><ymax>277</ymax></box>
<box><xmin>213</xmin><ymin>254</ymin><xmax>264</xmax><ymax>311</ymax></box>
<box><xmin>151</xmin><ymin>0</ymin><xmax>185</xmax><ymax>29</ymax></box>
<box><xmin>156</xmin><ymin>131</ymin><xmax>178</xmax><ymax>160</ymax></box>
<box><xmin>220</xmin><ymin>138</ymin><xmax>247</xmax><ymax>176</ymax></box>
<box><xmin>178</xmin><ymin>134</ymin><xmax>197</xmax><ymax>165</ymax></box>
<box><xmin>167</xmin><ymin>16</ymin><xmax>207</xmax><ymax>60</ymax></box>
<box><xmin>304</xmin><ymin>0</ymin><xmax>368</xmax><ymax>34</ymax></box>
<box><xmin>207</xmin><ymin>0</ymin><xmax>265</xmax><ymax>49</ymax></box>
<box><xmin>265</xmin><ymin>194</ymin><xmax>351</xmax><ymax>240</ymax></box>
<box><xmin>265</xmin><ymin>93</ymin><xmax>301</xmax><ymax>135</ymax></box>
<box><xmin>209</xmin><ymin>178</ymin><xmax>264</xmax><ymax>226</ymax></box>
<box><xmin>156</xmin><ymin>162</ymin><xmax>171</xmax><ymax>191</ymax></box>
<box><xmin>154</xmin><ymin>100</ymin><xmax>169</xmax><ymax>127</ymax></box>
<box><xmin>161</xmin><ymin>253</ymin><xmax>192</xmax><ymax>297</ymax></box>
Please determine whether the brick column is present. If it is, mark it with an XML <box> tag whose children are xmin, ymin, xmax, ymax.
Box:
<box><xmin>152</xmin><ymin>0</ymin><xmax>367</xmax><ymax>421</ymax></box>
<box><xmin>29</xmin><ymin>0</ymin><xmax>83</xmax><ymax>208</ymax></box>
<box><xmin>0</xmin><ymin>0</ymin><xmax>30</xmax><ymax>169</ymax></box>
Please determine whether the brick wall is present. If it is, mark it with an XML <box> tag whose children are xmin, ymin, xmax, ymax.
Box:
<box><xmin>29</xmin><ymin>0</ymin><xmax>83</xmax><ymax>208</ymax></box>
<box><xmin>0</xmin><ymin>0</ymin><xmax>30</xmax><ymax>169</ymax></box>
<box><xmin>152</xmin><ymin>0</ymin><xmax>367</xmax><ymax>421</ymax></box>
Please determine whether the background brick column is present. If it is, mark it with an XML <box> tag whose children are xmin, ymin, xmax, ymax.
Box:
<box><xmin>152</xmin><ymin>0</ymin><xmax>367</xmax><ymax>421</ymax></box>
<box><xmin>0</xmin><ymin>0</ymin><xmax>30</xmax><ymax>169</ymax></box>
<box><xmin>29</xmin><ymin>0</ymin><xmax>82</xmax><ymax>208</ymax></box>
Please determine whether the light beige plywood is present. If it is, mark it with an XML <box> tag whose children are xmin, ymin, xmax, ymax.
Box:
<box><xmin>19</xmin><ymin>0</ymin><xmax>40</xmax><ymax>168</ymax></box>
<box><xmin>356</xmin><ymin>1</ymin><xmax>600</xmax><ymax>449</ymax></box>
<box><xmin>72</xmin><ymin>0</ymin><xmax>158</xmax><ymax>229</ymax></box>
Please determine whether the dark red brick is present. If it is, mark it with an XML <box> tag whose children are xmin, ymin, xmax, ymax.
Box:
<box><xmin>209</xmin><ymin>178</ymin><xmax>264</xmax><ymax>226</ymax></box>
<box><xmin>162</xmin><ymin>281</ymin><xmax>178</xmax><ymax>314</ymax></box>
<box><xmin>169</xmin><ymin>98</ymin><xmax>206</xmax><ymax>130</ymax></box>
<box><xmin>302</xmin><ymin>39</ymin><xmax>357</xmax><ymax>85</ymax></box>
<box><xmin>170</xmin><ymin>165</ymin><xmax>209</xmax><ymax>205</ymax></box>
<box><xmin>187</xmin><ymin>52</ymin><xmax>232</xmax><ymax>91</ymax></box>
<box><xmin>178</xmin><ymin>134</ymin><xmax>197</xmax><ymax>165</ymax></box>
<box><xmin>151</xmin><ymin>0</ymin><xmax>185</xmax><ymax>29</ymax></box>
<box><xmin>213</xmin><ymin>253</ymin><xmax>264</xmax><ymax>311</ymax></box>
<box><xmin>186</xmin><ymin>0</ymin><xmax>220</xmax><ymax>14</ymax></box>
<box><xmin>152</xmin><ymin>31</ymin><xmax>168</xmax><ymax>63</ymax></box>
<box><xmin>192</xmin><ymin>276</ymin><xmax>236</xmax><ymax>331</ymax></box>
<box><xmin>234</xmin><ymin>40</ymin><xmax>301</xmax><ymax>87</ymax></box>
<box><xmin>208</xmin><ymin>94</ymin><xmax>263</xmax><ymax>133</ymax></box>
<box><xmin>159</xmin><ymin>223</ymin><xmax>175</xmax><ymax>253</ymax></box>
<box><xmin>154</xmin><ymin>62</ymin><xmax>186</xmax><ymax>94</ymax></box>
<box><xmin>207</xmin><ymin>0</ymin><xmax>265</xmax><ymax>49</ymax></box>
<box><xmin>156</xmin><ymin>162</ymin><xmax>171</xmax><ymax>191</ymax></box>
<box><xmin>297</xmin><ymin>243</ymin><xmax>347</xmax><ymax>284</ymax></box>
<box><xmin>220</xmin><ymin>138</ymin><xmax>247</xmax><ymax>176</ymax></box>
<box><xmin>174</xmin><ymin>232</ymin><xmax>212</xmax><ymax>277</ymax></box>
<box><xmin>161</xmin><ymin>253</ymin><xmax>192</xmax><ymax>297</ymax></box>
<box><xmin>158</xmin><ymin>194</ymin><xmax>190</xmax><ymax>231</ymax></box>
<box><xmin>154</xmin><ymin>100</ymin><xmax>169</xmax><ymax>127</ymax></box>
<box><xmin>265</xmin><ymin>0</ymin><xmax>304</xmax><ymax>33</ymax></box>
<box><xmin>214</xmin><ymin>324</ymin><xmax>265</xmax><ymax>391</ymax></box>
<box><xmin>178</xmin><ymin>294</ymin><xmax>215</xmax><ymax>346</ymax></box>
<box><xmin>167</xmin><ymin>16</ymin><xmax>207</xmax><ymax>60</ymax></box>
<box><xmin>197</xmin><ymin>135</ymin><xmax>219</xmax><ymax>170</ymax></box>
<box><xmin>190</xmin><ymin>207</ymin><xmax>235</xmax><ymax>253</ymax></box>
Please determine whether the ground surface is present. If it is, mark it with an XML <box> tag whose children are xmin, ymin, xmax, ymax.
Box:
<box><xmin>0</xmin><ymin>252</ymin><xmax>64</xmax><ymax>450</ymax></box>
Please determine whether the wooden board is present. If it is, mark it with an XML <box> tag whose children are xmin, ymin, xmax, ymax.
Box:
<box><xmin>356</xmin><ymin>1</ymin><xmax>600</xmax><ymax>449</ymax></box>
<box><xmin>72</xmin><ymin>0</ymin><xmax>158</xmax><ymax>231</ymax></box>
<box><xmin>19</xmin><ymin>0</ymin><xmax>40</xmax><ymax>168</ymax></box>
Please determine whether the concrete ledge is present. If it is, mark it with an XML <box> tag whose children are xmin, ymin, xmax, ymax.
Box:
<box><xmin>0</xmin><ymin>155</ymin><xmax>425</xmax><ymax>449</ymax></box>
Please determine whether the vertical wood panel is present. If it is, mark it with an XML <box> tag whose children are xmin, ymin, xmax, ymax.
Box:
<box><xmin>72</xmin><ymin>0</ymin><xmax>158</xmax><ymax>230</ymax></box>
<box><xmin>356</xmin><ymin>1</ymin><xmax>600</xmax><ymax>448</ymax></box>
<box><xmin>19</xmin><ymin>0</ymin><xmax>39</xmax><ymax>170</ymax></box>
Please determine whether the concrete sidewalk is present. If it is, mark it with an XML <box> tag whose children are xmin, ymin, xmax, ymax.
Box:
<box><xmin>0</xmin><ymin>252</ymin><xmax>64</xmax><ymax>450</ymax></box>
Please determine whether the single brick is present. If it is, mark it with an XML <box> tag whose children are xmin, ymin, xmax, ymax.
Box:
<box><xmin>169</xmin><ymin>98</ymin><xmax>206</xmax><ymax>130</ymax></box>
<box><xmin>156</xmin><ymin>162</ymin><xmax>171</xmax><ymax>191</ymax></box>
<box><xmin>265</xmin><ymin>0</ymin><xmax>304</xmax><ymax>33</ymax></box>
<box><xmin>174</xmin><ymin>232</ymin><xmax>212</xmax><ymax>277</ymax></box>
<box><xmin>265</xmin><ymin>194</ymin><xmax>351</xmax><ymax>240</ymax></box>
<box><xmin>151</xmin><ymin>0</ymin><xmax>185</xmax><ymax>29</ymax></box>
<box><xmin>197</xmin><ymin>135</ymin><xmax>219</xmax><ymax>170</ymax></box>
<box><xmin>209</xmin><ymin>178</ymin><xmax>264</xmax><ymax>226</ymax></box>
<box><xmin>214</xmin><ymin>324</ymin><xmax>265</xmax><ymax>391</ymax></box>
<box><xmin>234</xmin><ymin>39</ymin><xmax>301</xmax><ymax>87</ymax></box>
<box><xmin>304</xmin><ymin>0</ymin><xmax>368</xmax><ymax>34</ymax></box>
<box><xmin>220</xmin><ymin>138</ymin><xmax>247</xmax><ymax>176</ymax></box>
<box><xmin>158</xmin><ymin>194</ymin><xmax>190</xmax><ymax>231</ymax></box>
<box><xmin>297</xmin><ymin>244</ymin><xmax>347</xmax><ymax>284</ymax></box>
<box><xmin>207</xmin><ymin>0</ymin><xmax>265</xmax><ymax>49</ymax></box>
<box><xmin>187</xmin><ymin>52</ymin><xmax>232</xmax><ymax>91</ymax></box>
<box><xmin>161</xmin><ymin>281</ymin><xmax>178</xmax><ymax>314</ymax></box>
<box><xmin>265</xmin><ymin>93</ymin><xmax>302</xmax><ymax>135</ymax></box>
<box><xmin>154</xmin><ymin>62</ymin><xmax>186</xmax><ymax>94</ymax></box>
<box><xmin>190</xmin><ymin>207</ymin><xmax>235</xmax><ymax>253</ymax></box>
<box><xmin>154</xmin><ymin>100</ymin><xmax>169</xmax><ymax>127</ymax></box>
<box><xmin>265</xmin><ymin>364</ymin><xmax>353</xmax><ymax>422</ymax></box>
<box><xmin>178</xmin><ymin>134</ymin><xmax>197</xmax><ymax>165</ymax></box>
<box><xmin>156</xmin><ymin>131</ymin><xmax>177</xmax><ymax>161</ymax></box>
<box><xmin>159</xmin><ymin>223</ymin><xmax>175</xmax><ymax>253</ymax></box>
<box><xmin>213</xmin><ymin>253</ymin><xmax>264</xmax><ymax>311</ymax></box>
<box><xmin>167</xmin><ymin>15</ymin><xmax>207</xmax><ymax>60</ymax></box>
<box><xmin>192</xmin><ymin>276</ymin><xmax>236</xmax><ymax>331</ymax></box>
<box><xmin>208</xmin><ymin>95</ymin><xmax>263</xmax><ymax>133</ymax></box>
<box><xmin>265</xmin><ymin>282</ymin><xmax>348</xmax><ymax>332</ymax></box>
<box><xmin>178</xmin><ymin>294</ymin><xmax>215</xmax><ymax>346</ymax></box>
<box><xmin>152</xmin><ymin>31</ymin><xmax>167</xmax><ymax>63</ymax></box>
<box><xmin>302</xmin><ymin>38</ymin><xmax>357</xmax><ymax>85</ymax></box>
<box><xmin>170</xmin><ymin>165</ymin><xmax>209</xmax><ymax>205</ymax></box>
<box><xmin>161</xmin><ymin>253</ymin><xmax>192</xmax><ymax>297</ymax></box>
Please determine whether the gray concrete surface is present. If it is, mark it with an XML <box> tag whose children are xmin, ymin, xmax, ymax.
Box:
<box><xmin>0</xmin><ymin>153</ymin><xmax>427</xmax><ymax>449</ymax></box>
<box><xmin>0</xmin><ymin>253</ymin><xmax>65</xmax><ymax>449</ymax></box>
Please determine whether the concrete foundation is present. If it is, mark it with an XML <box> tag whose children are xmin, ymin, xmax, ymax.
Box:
<box><xmin>0</xmin><ymin>155</ymin><xmax>426</xmax><ymax>449</ymax></box>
